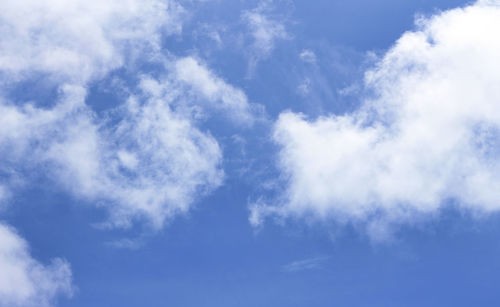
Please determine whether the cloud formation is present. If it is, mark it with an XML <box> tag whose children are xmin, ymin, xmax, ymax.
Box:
<box><xmin>0</xmin><ymin>0</ymin><xmax>184</xmax><ymax>85</ymax></box>
<box><xmin>0</xmin><ymin>2</ymin><xmax>250</xmax><ymax>302</ymax></box>
<box><xmin>0</xmin><ymin>0</ymin><xmax>259</xmax><ymax>229</ymax></box>
<box><xmin>0</xmin><ymin>223</ymin><xmax>73</xmax><ymax>307</ymax></box>
<box><xmin>175</xmin><ymin>57</ymin><xmax>256</xmax><ymax>124</ymax></box>
<box><xmin>242</xmin><ymin>1</ymin><xmax>289</xmax><ymax>73</ymax></box>
<box><xmin>0</xmin><ymin>79</ymin><xmax>224</xmax><ymax>229</ymax></box>
<box><xmin>252</xmin><ymin>1</ymin><xmax>500</xmax><ymax>240</ymax></box>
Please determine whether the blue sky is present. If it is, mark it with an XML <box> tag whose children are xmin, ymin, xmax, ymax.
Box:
<box><xmin>2</xmin><ymin>0</ymin><xmax>500</xmax><ymax>306</ymax></box>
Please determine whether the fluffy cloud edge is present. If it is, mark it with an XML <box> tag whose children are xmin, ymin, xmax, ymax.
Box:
<box><xmin>0</xmin><ymin>222</ymin><xmax>73</xmax><ymax>307</ymax></box>
<box><xmin>252</xmin><ymin>0</ymin><xmax>500</xmax><ymax>241</ymax></box>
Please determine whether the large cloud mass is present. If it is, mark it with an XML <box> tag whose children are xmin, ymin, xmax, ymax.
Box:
<box><xmin>0</xmin><ymin>0</ymin><xmax>185</xmax><ymax>303</ymax></box>
<box><xmin>0</xmin><ymin>0</ymin><xmax>239</xmax><ymax>301</ymax></box>
<box><xmin>0</xmin><ymin>0</ymin><xmax>256</xmax><ymax>228</ymax></box>
<box><xmin>0</xmin><ymin>0</ymin><xmax>242</xmax><ymax>302</ymax></box>
<box><xmin>252</xmin><ymin>1</ymin><xmax>500</xmax><ymax>239</ymax></box>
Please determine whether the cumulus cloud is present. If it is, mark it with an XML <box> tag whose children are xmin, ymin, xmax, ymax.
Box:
<box><xmin>252</xmin><ymin>1</ymin><xmax>500</xmax><ymax>240</ymax></box>
<box><xmin>0</xmin><ymin>223</ymin><xmax>73</xmax><ymax>307</ymax></box>
<box><xmin>0</xmin><ymin>0</ymin><xmax>184</xmax><ymax>85</ymax></box>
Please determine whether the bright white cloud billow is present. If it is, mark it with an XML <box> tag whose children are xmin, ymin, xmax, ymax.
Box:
<box><xmin>252</xmin><ymin>1</ymin><xmax>500</xmax><ymax>240</ymax></box>
<box><xmin>0</xmin><ymin>223</ymin><xmax>73</xmax><ymax>307</ymax></box>
<box><xmin>0</xmin><ymin>0</ymin><xmax>184</xmax><ymax>85</ymax></box>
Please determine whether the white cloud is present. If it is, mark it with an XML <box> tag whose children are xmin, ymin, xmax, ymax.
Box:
<box><xmin>253</xmin><ymin>1</ymin><xmax>500</xmax><ymax>240</ymax></box>
<box><xmin>0</xmin><ymin>222</ymin><xmax>73</xmax><ymax>307</ymax></box>
<box><xmin>90</xmin><ymin>79</ymin><xmax>224</xmax><ymax>228</ymax></box>
<box><xmin>0</xmin><ymin>0</ymin><xmax>184</xmax><ymax>85</ymax></box>
<box><xmin>0</xmin><ymin>0</ymin><xmax>263</xmax><ymax>229</ymax></box>
<box><xmin>0</xmin><ymin>80</ymin><xmax>224</xmax><ymax>229</ymax></box>
<box><xmin>175</xmin><ymin>57</ymin><xmax>255</xmax><ymax>124</ymax></box>
<box><xmin>242</xmin><ymin>1</ymin><xmax>289</xmax><ymax>72</ymax></box>
<box><xmin>0</xmin><ymin>1</ymin><xmax>260</xmax><ymax>305</ymax></box>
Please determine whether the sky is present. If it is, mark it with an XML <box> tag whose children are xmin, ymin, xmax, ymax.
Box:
<box><xmin>1</xmin><ymin>0</ymin><xmax>500</xmax><ymax>306</ymax></box>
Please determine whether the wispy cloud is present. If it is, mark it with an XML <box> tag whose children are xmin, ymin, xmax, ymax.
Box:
<box><xmin>281</xmin><ymin>256</ymin><xmax>330</xmax><ymax>273</ymax></box>
<box><xmin>175</xmin><ymin>56</ymin><xmax>257</xmax><ymax>125</ymax></box>
<box><xmin>241</xmin><ymin>0</ymin><xmax>290</xmax><ymax>75</ymax></box>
